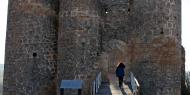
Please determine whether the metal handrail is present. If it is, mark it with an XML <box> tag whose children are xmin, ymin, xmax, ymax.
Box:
<box><xmin>91</xmin><ymin>72</ymin><xmax>102</xmax><ymax>95</ymax></box>
<box><xmin>130</xmin><ymin>72</ymin><xmax>140</xmax><ymax>95</ymax></box>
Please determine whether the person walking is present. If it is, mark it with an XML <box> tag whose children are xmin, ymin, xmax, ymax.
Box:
<box><xmin>115</xmin><ymin>62</ymin><xmax>125</xmax><ymax>88</ymax></box>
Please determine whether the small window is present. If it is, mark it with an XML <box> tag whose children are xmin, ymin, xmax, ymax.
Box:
<box><xmin>160</xmin><ymin>28</ymin><xmax>164</xmax><ymax>34</ymax></box>
<box><xmin>33</xmin><ymin>53</ymin><xmax>37</xmax><ymax>57</ymax></box>
<box><xmin>128</xmin><ymin>8</ymin><xmax>131</xmax><ymax>12</ymax></box>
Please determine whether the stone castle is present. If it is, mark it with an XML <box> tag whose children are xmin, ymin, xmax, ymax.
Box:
<box><xmin>3</xmin><ymin>0</ymin><xmax>184</xmax><ymax>95</ymax></box>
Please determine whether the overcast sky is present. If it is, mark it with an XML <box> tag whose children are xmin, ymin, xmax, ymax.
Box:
<box><xmin>182</xmin><ymin>0</ymin><xmax>190</xmax><ymax>71</ymax></box>
<box><xmin>0</xmin><ymin>0</ymin><xmax>190</xmax><ymax>71</ymax></box>
<box><xmin>0</xmin><ymin>0</ymin><xmax>8</xmax><ymax>64</ymax></box>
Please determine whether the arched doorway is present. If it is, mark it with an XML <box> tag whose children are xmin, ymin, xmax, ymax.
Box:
<box><xmin>98</xmin><ymin>39</ymin><xmax>130</xmax><ymax>82</ymax></box>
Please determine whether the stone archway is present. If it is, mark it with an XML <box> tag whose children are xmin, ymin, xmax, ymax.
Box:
<box><xmin>97</xmin><ymin>39</ymin><xmax>130</xmax><ymax>82</ymax></box>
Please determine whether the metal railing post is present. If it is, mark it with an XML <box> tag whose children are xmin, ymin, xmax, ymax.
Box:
<box><xmin>78</xmin><ymin>89</ymin><xmax>82</xmax><ymax>95</ymax></box>
<box><xmin>129</xmin><ymin>72</ymin><xmax>140</xmax><ymax>95</ymax></box>
<box><xmin>91</xmin><ymin>72</ymin><xmax>102</xmax><ymax>95</ymax></box>
<box><xmin>60</xmin><ymin>88</ymin><xmax>64</xmax><ymax>95</ymax></box>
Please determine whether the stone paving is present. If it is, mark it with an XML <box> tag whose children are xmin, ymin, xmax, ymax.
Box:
<box><xmin>96</xmin><ymin>74</ymin><xmax>133</xmax><ymax>95</ymax></box>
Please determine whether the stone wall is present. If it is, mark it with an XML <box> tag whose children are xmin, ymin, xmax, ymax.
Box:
<box><xmin>3</xmin><ymin>0</ymin><xmax>182</xmax><ymax>95</ymax></box>
<box><xmin>98</xmin><ymin>0</ymin><xmax>182</xmax><ymax>95</ymax></box>
<box><xmin>3</xmin><ymin>0</ymin><xmax>58</xmax><ymax>95</ymax></box>
<box><xmin>127</xmin><ymin>0</ymin><xmax>181</xmax><ymax>95</ymax></box>
<box><xmin>129</xmin><ymin>36</ymin><xmax>182</xmax><ymax>95</ymax></box>
<box><xmin>57</xmin><ymin>0</ymin><xmax>100</xmax><ymax>94</ymax></box>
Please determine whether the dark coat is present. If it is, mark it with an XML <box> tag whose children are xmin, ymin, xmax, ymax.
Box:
<box><xmin>116</xmin><ymin>63</ymin><xmax>125</xmax><ymax>77</ymax></box>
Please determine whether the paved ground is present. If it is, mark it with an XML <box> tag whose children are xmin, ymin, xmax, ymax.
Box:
<box><xmin>96</xmin><ymin>74</ymin><xmax>133</xmax><ymax>95</ymax></box>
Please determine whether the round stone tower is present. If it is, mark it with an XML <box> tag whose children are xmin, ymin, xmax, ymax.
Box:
<box><xmin>99</xmin><ymin>0</ymin><xmax>182</xmax><ymax>95</ymax></box>
<box><xmin>57</xmin><ymin>0</ymin><xmax>100</xmax><ymax>94</ymax></box>
<box><xmin>3</xmin><ymin>0</ymin><xmax>58</xmax><ymax>95</ymax></box>
<box><xmin>127</xmin><ymin>0</ymin><xmax>182</xmax><ymax>95</ymax></box>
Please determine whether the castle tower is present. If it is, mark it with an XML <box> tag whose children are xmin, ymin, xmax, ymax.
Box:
<box><xmin>57</xmin><ymin>0</ymin><xmax>100</xmax><ymax>94</ymax></box>
<box><xmin>3</xmin><ymin>0</ymin><xmax>182</xmax><ymax>95</ymax></box>
<box><xmin>99</xmin><ymin>0</ymin><xmax>182</xmax><ymax>95</ymax></box>
<box><xmin>127</xmin><ymin>0</ymin><xmax>182</xmax><ymax>95</ymax></box>
<box><xmin>3</xmin><ymin>0</ymin><xmax>58</xmax><ymax>95</ymax></box>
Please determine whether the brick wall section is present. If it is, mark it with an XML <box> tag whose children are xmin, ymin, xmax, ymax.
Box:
<box><xmin>3</xmin><ymin>0</ymin><xmax>58</xmax><ymax>95</ymax></box>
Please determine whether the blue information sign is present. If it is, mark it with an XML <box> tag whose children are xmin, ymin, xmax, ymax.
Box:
<box><xmin>60</xmin><ymin>80</ymin><xmax>83</xmax><ymax>89</ymax></box>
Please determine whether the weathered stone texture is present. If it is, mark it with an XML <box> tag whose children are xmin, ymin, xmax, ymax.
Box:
<box><xmin>4</xmin><ymin>0</ymin><xmax>183</xmax><ymax>95</ymax></box>
<box><xmin>126</xmin><ymin>0</ymin><xmax>182</xmax><ymax>95</ymax></box>
<box><xmin>57</xmin><ymin>0</ymin><xmax>100</xmax><ymax>94</ymax></box>
<box><xmin>3</xmin><ymin>0</ymin><xmax>58</xmax><ymax>95</ymax></box>
<box><xmin>129</xmin><ymin>37</ymin><xmax>182</xmax><ymax>95</ymax></box>
<box><xmin>98</xmin><ymin>0</ymin><xmax>182</xmax><ymax>95</ymax></box>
